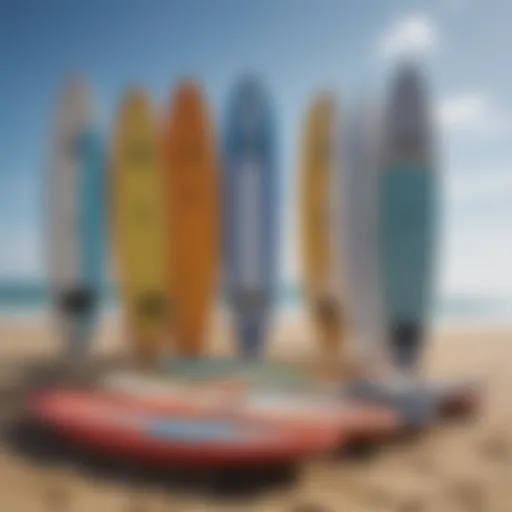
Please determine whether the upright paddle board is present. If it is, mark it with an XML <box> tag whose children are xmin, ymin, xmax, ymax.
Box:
<box><xmin>379</xmin><ymin>63</ymin><xmax>435</xmax><ymax>375</ymax></box>
<box><xmin>164</xmin><ymin>82</ymin><xmax>219</xmax><ymax>357</ymax></box>
<box><xmin>343</xmin><ymin>96</ymin><xmax>385</xmax><ymax>369</ymax></box>
<box><xmin>111</xmin><ymin>89</ymin><xmax>168</xmax><ymax>365</ymax></box>
<box><xmin>223</xmin><ymin>76</ymin><xmax>278</xmax><ymax>358</ymax></box>
<box><xmin>48</xmin><ymin>79</ymin><xmax>104</xmax><ymax>357</ymax></box>
<box><xmin>379</xmin><ymin>65</ymin><xmax>481</xmax><ymax>416</ymax></box>
<box><xmin>299</xmin><ymin>94</ymin><xmax>343</xmax><ymax>357</ymax></box>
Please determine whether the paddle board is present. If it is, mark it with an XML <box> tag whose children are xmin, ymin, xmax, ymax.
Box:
<box><xmin>48</xmin><ymin>78</ymin><xmax>104</xmax><ymax>357</ymax></box>
<box><xmin>343</xmin><ymin>96</ymin><xmax>386</xmax><ymax>368</ymax></box>
<box><xmin>164</xmin><ymin>82</ymin><xmax>219</xmax><ymax>357</ymax></box>
<box><xmin>379</xmin><ymin>63</ymin><xmax>436</xmax><ymax>375</ymax></box>
<box><xmin>111</xmin><ymin>89</ymin><xmax>168</xmax><ymax>365</ymax></box>
<box><xmin>223</xmin><ymin>76</ymin><xmax>278</xmax><ymax>358</ymax></box>
<box><xmin>299</xmin><ymin>93</ymin><xmax>344</xmax><ymax>357</ymax></box>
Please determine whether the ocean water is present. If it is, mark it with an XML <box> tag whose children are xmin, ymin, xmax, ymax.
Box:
<box><xmin>0</xmin><ymin>280</ymin><xmax>511</xmax><ymax>325</ymax></box>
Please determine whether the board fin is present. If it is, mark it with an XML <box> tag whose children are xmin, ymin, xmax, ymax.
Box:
<box><xmin>390</xmin><ymin>321</ymin><xmax>423</xmax><ymax>372</ymax></box>
<box><xmin>57</xmin><ymin>288</ymin><xmax>96</xmax><ymax>315</ymax></box>
<box><xmin>313</xmin><ymin>297</ymin><xmax>343</xmax><ymax>354</ymax></box>
<box><xmin>125</xmin><ymin>144</ymin><xmax>154</xmax><ymax>167</ymax></box>
<box><xmin>136</xmin><ymin>293</ymin><xmax>167</xmax><ymax>320</ymax></box>
<box><xmin>233</xmin><ymin>289</ymin><xmax>268</xmax><ymax>312</ymax></box>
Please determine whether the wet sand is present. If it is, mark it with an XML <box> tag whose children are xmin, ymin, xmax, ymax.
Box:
<box><xmin>0</xmin><ymin>312</ymin><xmax>510</xmax><ymax>511</ymax></box>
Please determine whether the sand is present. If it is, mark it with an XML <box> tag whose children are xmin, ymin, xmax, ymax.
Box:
<box><xmin>0</xmin><ymin>311</ymin><xmax>511</xmax><ymax>511</ymax></box>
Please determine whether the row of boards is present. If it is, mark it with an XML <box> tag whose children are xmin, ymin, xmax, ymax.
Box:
<box><xmin>49</xmin><ymin>64</ymin><xmax>434</xmax><ymax>376</ymax></box>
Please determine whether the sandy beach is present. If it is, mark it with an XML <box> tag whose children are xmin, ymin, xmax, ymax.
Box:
<box><xmin>0</xmin><ymin>312</ymin><xmax>511</xmax><ymax>511</ymax></box>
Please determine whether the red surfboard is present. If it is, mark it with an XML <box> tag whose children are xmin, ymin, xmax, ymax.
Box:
<box><xmin>28</xmin><ymin>390</ymin><xmax>339</xmax><ymax>468</ymax></box>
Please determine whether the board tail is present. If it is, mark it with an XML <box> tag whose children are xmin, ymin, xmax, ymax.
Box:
<box><xmin>312</xmin><ymin>297</ymin><xmax>344</xmax><ymax>355</ymax></box>
<box><xmin>56</xmin><ymin>287</ymin><xmax>98</xmax><ymax>357</ymax></box>
<box><xmin>389</xmin><ymin>321</ymin><xmax>423</xmax><ymax>374</ymax></box>
<box><xmin>236</xmin><ymin>315</ymin><xmax>267</xmax><ymax>359</ymax></box>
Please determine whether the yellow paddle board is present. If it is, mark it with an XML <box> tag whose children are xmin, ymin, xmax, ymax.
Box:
<box><xmin>299</xmin><ymin>94</ymin><xmax>344</xmax><ymax>357</ymax></box>
<box><xmin>111</xmin><ymin>89</ymin><xmax>168</xmax><ymax>365</ymax></box>
<box><xmin>164</xmin><ymin>81</ymin><xmax>219</xmax><ymax>357</ymax></box>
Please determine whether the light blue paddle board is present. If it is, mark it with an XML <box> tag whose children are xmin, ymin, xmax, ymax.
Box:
<box><xmin>379</xmin><ymin>63</ymin><xmax>436</xmax><ymax>374</ymax></box>
<box><xmin>48</xmin><ymin>79</ymin><xmax>105</xmax><ymax>356</ymax></box>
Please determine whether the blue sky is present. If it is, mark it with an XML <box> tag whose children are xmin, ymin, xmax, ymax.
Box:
<box><xmin>1</xmin><ymin>0</ymin><xmax>511</xmax><ymax>299</ymax></box>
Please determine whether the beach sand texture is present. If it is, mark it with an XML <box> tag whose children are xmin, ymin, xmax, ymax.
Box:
<box><xmin>0</xmin><ymin>313</ymin><xmax>510</xmax><ymax>511</ymax></box>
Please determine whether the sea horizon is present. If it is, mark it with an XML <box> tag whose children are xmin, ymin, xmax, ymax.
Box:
<box><xmin>1</xmin><ymin>279</ymin><xmax>511</xmax><ymax>325</ymax></box>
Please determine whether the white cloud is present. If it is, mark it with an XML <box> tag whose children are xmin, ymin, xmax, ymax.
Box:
<box><xmin>379</xmin><ymin>14</ymin><xmax>439</xmax><ymax>60</ymax></box>
<box><xmin>439</xmin><ymin>224</ymin><xmax>512</xmax><ymax>297</ymax></box>
<box><xmin>438</xmin><ymin>94</ymin><xmax>487</xmax><ymax>129</ymax></box>
<box><xmin>437</xmin><ymin>92</ymin><xmax>511</xmax><ymax>137</ymax></box>
<box><xmin>444</xmin><ymin>165</ymin><xmax>512</xmax><ymax>203</ymax></box>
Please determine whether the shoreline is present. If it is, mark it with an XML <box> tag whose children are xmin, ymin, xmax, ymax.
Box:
<box><xmin>1</xmin><ymin>306</ymin><xmax>511</xmax><ymax>329</ymax></box>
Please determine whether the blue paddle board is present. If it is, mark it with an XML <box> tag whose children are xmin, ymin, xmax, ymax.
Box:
<box><xmin>222</xmin><ymin>76</ymin><xmax>278</xmax><ymax>358</ymax></box>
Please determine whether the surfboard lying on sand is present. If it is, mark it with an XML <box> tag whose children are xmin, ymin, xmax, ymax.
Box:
<box><xmin>48</xmin><ymin>78</ymin><xmax>104</xmax><ymax>357</ymax></box>
<box><xmin>164</xmin><ymin>82</ymin><xmax>219</xmax><ymax>357</ymax></box>
<box><xmin>223</xmin><ymin>76</ymin><xmax>278</xmax><ymax>358</ymax></box>
<box><xmin>29</xmin><ymin>389</ymin><xmax>338</xmax><ymax>468</ymax></box>
<box><xmin>299</xmin><ymin>93</ymin><xmax>344</xmax><ymax>358</ymax></box>
<box><xmin>111</xmin><ymin>89</ymin><xmax>168</xmax><ymax>366</ymax></box>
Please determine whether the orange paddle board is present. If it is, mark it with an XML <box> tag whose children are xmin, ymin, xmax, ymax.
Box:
<box><xmin>164</xmin><ymin>82</ymin><xmax>219</xmax><ymax>357</ymax></box>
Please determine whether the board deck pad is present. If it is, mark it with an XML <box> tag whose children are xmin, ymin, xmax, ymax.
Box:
<box><xmin>299</xmin><ymin>94</ymin><xmax>343</xmax><ymax>355</ymax></box>
<box><xmin>111</xmin><ymin>89</ymin><xmax>168</xmax><ymax>364</ymax></box>
<box><xmin>223</xmin><ymin>76</ymin><xmax>277</xmax><ymax>358</ymax></box>
<box><xmin>165</xmin><ymin>82</ymin><xmax>219</xmax><ymax>357</ymax></box>
<box><xmin>49</xmin><ymin>79</ymin><xmax>104</xmax><ymax>356</ymax></box>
